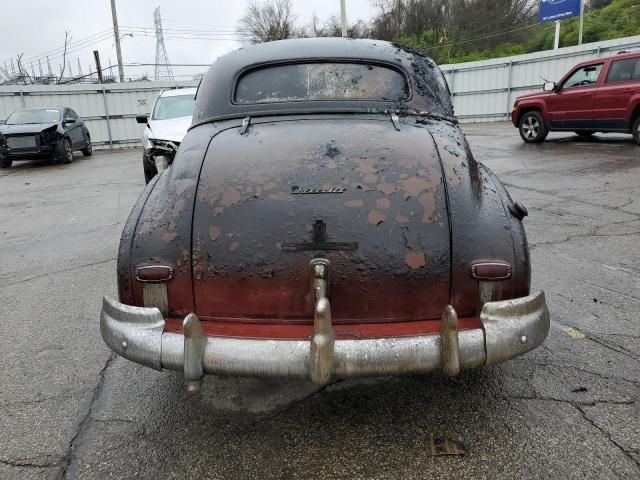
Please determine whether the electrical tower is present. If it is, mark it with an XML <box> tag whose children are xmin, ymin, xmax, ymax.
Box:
<box><xmin>153</xmin><ymin>7</ymin><xmax>173</xmax><ymax>81</ymax></box>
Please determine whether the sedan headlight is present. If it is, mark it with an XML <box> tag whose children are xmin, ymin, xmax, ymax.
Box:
<box><xmin>147</xmin><ymin>139</ymin><xmax>179</xmax><ymax>171</ymax></box>
<box><xmin>148</xmin><ymin>139</ymin><xmax>179</xmax><ymax>155</ymax></box>
<box><xmin>39</xmin><ymin>126</ymin><xmax>58</xmax><ymax>144</ymax></box>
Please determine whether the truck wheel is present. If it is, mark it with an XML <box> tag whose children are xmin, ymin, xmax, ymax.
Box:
<box><xmin>519</xmin><ymin>111</ymin><xmax>548</xmax><ymax>143</ymax></box>
<box><xmin>633</xmin><ymin>117</ymin><xmax>640</xmax><ymax>146</ymax></box>
<box><xmin>55</xmin><ymin>138</ymin><xmax>74</xmax><ymax>164</ymax></box>
<box><xmin>0</xmin><ymin>157</ymin><xmax>12</xmax><ymax>168</ymax></box>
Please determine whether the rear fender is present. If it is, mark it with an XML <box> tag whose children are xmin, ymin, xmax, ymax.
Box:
<box><xmin>118</xmin><ymin>123</ymin><xmax>223</xmax><ymax>317</ymax></box>
<box><xmin>423</xmin><ymin>121</ymin><xmax>528</xmax><ymax>317</ymax></box>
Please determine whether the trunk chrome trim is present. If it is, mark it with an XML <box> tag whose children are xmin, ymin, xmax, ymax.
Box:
<box><xmin>440</xmin><ymin>305</ymin><xmax>460</xmax><ymax>376</ymax></box>
<box><xmin>309</xmin><ymin>258</ymin><xmax>334</xmax><ymax>385</ymax></box>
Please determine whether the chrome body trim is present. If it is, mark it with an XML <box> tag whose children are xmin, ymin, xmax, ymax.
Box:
<box><xmin>100</xmin><ymin>291</ymin><xmax>549</xmax><ymax>383</ymax></box>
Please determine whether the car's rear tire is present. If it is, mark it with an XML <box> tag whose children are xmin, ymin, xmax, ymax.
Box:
<box><xmin>632</xmin><ymin>116</ymin><xmax>640</xmax><ymax>146</ymax></box>
<box><xmin>55</xmin><ymin>138</ymin><xmax>74</xmax><ymax>164</ymax></box>
<box><xmin>0</xmin><ymin>157</ymin><xmax>12</xmax><ymax>168</ymax></box>
<box><xmin>574</xmin><ymin>130</ymin><xmax>595</xmax><ymax>139</ymax></box>
<box><xmin>519</xmin><ymin>111</ymin><xmax>548</xmax><ymax>143</ymax></box>
<box><xmin>82</xmin><ymin>135</ymin><xmax>93</xmax><ymax>156</ymax></box>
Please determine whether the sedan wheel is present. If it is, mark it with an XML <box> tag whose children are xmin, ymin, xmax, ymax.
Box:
<box><xmin>82</xmin><ymin>137</ymin><xmax>93</xmax><ymax>157</ymax></box>
<box><xmin>56</xmin><ymin>138</ymin><xmax>74</xmax><ymax>164</ymax></box>
<box><xmin>519</xmin><ymin>111</ymin><xmax>548</xmax><ymax>143</ymax></box>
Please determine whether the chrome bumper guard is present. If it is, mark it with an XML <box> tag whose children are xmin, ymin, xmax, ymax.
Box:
<box><xmin>100</xmin><ymin>289</ymin><xmax>549</xmax><ymax>389</ymax></box>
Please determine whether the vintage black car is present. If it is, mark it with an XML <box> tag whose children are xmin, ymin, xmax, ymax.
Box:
<box><xmin>0</xmin><ymin>106</ymin><xmax>92</xmax><ymax>168</ymax></box>
<box><xmin>101</xmin><ymin>38</ymin><xmax>549</xmax><ymax>391</ymax></box>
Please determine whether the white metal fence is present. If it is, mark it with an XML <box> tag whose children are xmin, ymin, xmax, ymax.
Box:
<box><xmin>1</xmin><ymin>35</ymin><xmax>640</xmax><ymax>149</ymax></box>
<box><xmin>0</xmin><ymin>80</ymin><xmax>198</xmax><ymax>149</ymax></box>
<box><xmin>441</xmin><ymin>34</ymin><xmax>640</xmax><ymax>122</ymax></box>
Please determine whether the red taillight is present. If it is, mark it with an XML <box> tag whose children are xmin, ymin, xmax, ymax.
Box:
<box><xmin>471</xmin><ymin>262</ymin><xmax>512</xmax><ymax>280</ymax></box>
<box><xmin>136</xmin><ymin>265</ymin><xmax>174</xmax><ymax>282</ymax></box>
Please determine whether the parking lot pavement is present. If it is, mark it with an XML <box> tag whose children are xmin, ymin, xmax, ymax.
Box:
<box><xmin>0</xmin><ymin>123</ymin><xmax>638</xmax><ymax>479</ymax></box>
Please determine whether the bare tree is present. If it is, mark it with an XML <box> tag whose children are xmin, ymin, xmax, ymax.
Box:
<box><xmin>300</xmin><ymin>15</ymin><xmax>371</xmax><ymax>39</ymax></box>
<box><xmin>370</xmin><ymin>0</ymin><xmax>405</xmax><ymax>40</ymax></box>
<box><xmin>237</xmin><ymin>0</ymin><xmax>296</xmax><ymax>44</ymax></box>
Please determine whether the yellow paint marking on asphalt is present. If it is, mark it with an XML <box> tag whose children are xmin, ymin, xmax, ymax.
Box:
<box><xmin>562</xmin><ymin>327</ymin><xmax>586</xmax><ymax>339</ymax></box>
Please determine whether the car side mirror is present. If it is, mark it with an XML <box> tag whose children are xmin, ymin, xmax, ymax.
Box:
<box><xmin>543</xmin><ymin>82</ymin><xmax>556</xmax><ymax>92</ymax></box>
<box><xmin>136</xmin><ymin>114</ymin><xmax>149</xmax><ymax>124</ymax></box>
<box><xmin>63</xmin><ymin>118</ymin><xmax>77</xmax><ymax>125</ymax></box>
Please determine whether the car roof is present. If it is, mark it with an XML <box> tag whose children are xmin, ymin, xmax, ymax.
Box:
<box><xmin>574</xmin><ymin>49</ymin><xmax>640</xmax><ymax>67</ymax></box>
<box><xmin>159</xmin><ymin>87</ymin><xmax>197</xmax><ymax>98</ymax></box>
<box><xmin>193</xmin><ymin>38</ymin><xmax>454</xmax><ymax>125</ymax></box>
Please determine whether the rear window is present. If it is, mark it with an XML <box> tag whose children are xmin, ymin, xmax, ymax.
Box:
<box><xmin>606</xmin><ymin>58</ymin><xmax>640</xmax><ymax>83</ymax></box>
<box><xmin>234</xmin><ymin>63</ymin><xmax>409</xmax><ymax>104</ymax></box>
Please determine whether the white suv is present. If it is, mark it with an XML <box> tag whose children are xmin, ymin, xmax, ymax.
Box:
<box><xmin>136</xmin><ymin>87</ymin><xmax>197</xmax><ymax>183</ymax></box>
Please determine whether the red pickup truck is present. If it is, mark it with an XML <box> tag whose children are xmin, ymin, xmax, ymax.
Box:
<box><xmin>512</xmin><ymin>50</ymin><xmax>640</xmax><ymax>144</ymax></box>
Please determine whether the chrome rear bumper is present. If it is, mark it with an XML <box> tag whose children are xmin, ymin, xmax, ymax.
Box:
<box><xmin>100</xmin><ymin>290</ymin><xmax>549</xmax><ymax>388</ymax></box>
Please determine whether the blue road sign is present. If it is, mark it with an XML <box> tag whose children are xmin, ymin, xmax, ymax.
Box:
<box><xmin>540</xmin><ymin>0</ymin><xmax>581</xmax><ymax>23</ymax></box>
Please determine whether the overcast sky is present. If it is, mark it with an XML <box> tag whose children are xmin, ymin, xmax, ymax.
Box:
<box><xmin>1</xmin><ymin>0</ymin><xmax>377</xmax><ymax>81</ymax></box>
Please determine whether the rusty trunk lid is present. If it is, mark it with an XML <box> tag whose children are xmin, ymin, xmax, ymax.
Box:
<box><xmin>191</xmin><ymin>116</ymin><xmax>451</xmax><ymax>324</ymax></box>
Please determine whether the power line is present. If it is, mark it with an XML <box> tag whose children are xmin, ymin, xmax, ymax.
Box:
<box><xmin>34</xmin><ymin>32</ymin><xmax>115</xmax><ymax>67</ymax></box>
<box><xmin>125</xmin><ymin>63</ymin><xmax>211</xmax><ymax>67</ymax></box>
<box><xmin>127</xmin><ymin>33</ymin><xmax>240</xmax><ymax>41</ymax></box>
<box><xmin>15</xmin><ymin>31</ymin><xmax>115</xmax><ymax>74</ymax></box>
<box><xmin>121</xmin><ymin>25</ymin><xmax>241</xmax><ymax>34</ymax></box>
<box><xmin>423</xmin><ymin>22</ymin><xmax>541</xmax><ymax>50</ymax></box>
<box><xmin>121</xmin><ymin>29</ymin><xmax>242</xmax><ymax>39</ymax></box>
<box><xmin>19</xmin><ymin>29</ymin><xmax>113</xmax><ymax>63</ymax></box>
<box><xmin>163</xmin><ymin>20</ymin><xmax>242</xmax><ymax>29</ymax></box>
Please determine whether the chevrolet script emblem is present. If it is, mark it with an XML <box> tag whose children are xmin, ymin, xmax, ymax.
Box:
<box><xmin>290</xmin><ymin>185</ymin><xmax>346</xmax><ymax>194</ymax></box>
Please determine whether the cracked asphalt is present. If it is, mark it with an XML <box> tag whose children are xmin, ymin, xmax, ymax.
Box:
<box><xmin>1</xmin><ymin>122</ymin><xmax>638</xmax><ymax>479</ymax></box>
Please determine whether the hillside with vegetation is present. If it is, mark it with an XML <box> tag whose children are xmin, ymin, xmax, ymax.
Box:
<box><xmin>238</xmin><ymin>0</ymin><xmax>640</xmax><ymax>64</ymax></box>
<box><xmin>388</xmin><ymin>0</ymin><xmax>640</xmax><ymax>64</ymax></box>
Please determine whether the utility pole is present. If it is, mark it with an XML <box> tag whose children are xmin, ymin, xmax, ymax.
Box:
<box><xmin>553</xmin><ymin>20</ymin><xmax>560</xmax><ymax>50</ymax></box>
<box><xmin>93</xmin><ymin>50</ymin><xmax>104</xmax><ymax>83</ymax></box>
<box><xmin>578</xmin><ymin>0</ymin><xmax>585</xmax><ymax>45</ymax></box>
<box><xmin>340</xmin><ymin>0</ymin><xmax>348</xmax><ymax>37</ymax></box>
<box><xmin>110</xmin><ymin>0</ymin><xmax>125</xmax><ymax>82</ymax></box>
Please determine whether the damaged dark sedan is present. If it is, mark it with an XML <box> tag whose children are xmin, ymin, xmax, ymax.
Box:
<box><xmin>101</xmin><ymin>38</ymin><xmax>550</xmax><ymax>391</ymax></box>
<box><xmin>0</xmin><ymin>106</ymin><xmax>92</xmax><ymax>168</ymax></box>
